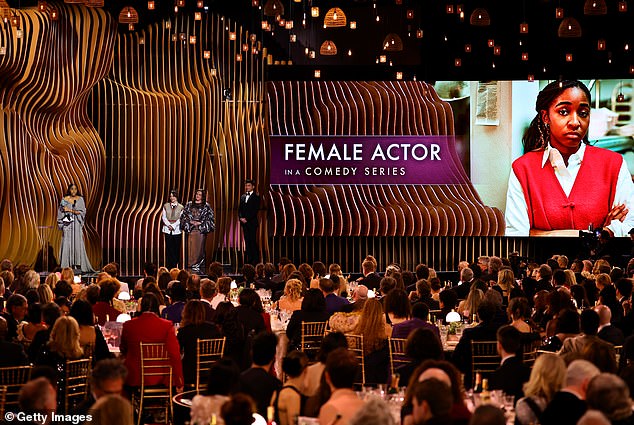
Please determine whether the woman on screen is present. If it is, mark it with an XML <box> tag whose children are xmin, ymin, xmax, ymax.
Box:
<box><xmin>57</xmin><ymin>183</ymin><xmax>94</xmax><ymax>272</ymax></box>
<box><xmin>505</xmin><ymin>80</ymin><xmax>634</xmax><ymax>236</ymax></box>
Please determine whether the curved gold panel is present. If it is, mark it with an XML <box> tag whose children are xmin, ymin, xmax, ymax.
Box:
<box><xmin>266</xmin><ymin>80</ymin><xmax>505</xmax><ymax>237</ymax></box>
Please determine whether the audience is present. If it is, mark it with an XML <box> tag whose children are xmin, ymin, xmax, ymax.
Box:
<box><xmin>190</xmin><ymin>358</ymin><xmax>242</xmax><ymax>425</ymax></box>
<box><xmin>270</xmin><ymin>350</ymin><xmax>309</xmax><ymax>425</ymax></box>
<box><xmin>318</xmin><ymin>348</ymin><xmax>365</xmax><ymax>425</ymax></box>
<box><xmin>489</xmin><ymin>325</ymin><xmax>531</xmax><ymax>400</ymax></box>
<box><xmin>410</xmin><ymin>379</ymin><xmax>454</xmax><ymax>425</ymax></box>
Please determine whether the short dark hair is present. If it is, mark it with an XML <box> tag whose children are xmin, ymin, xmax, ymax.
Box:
<box><xmin>91</xmin><ymin>359</ymin><xmax>128</xmax><ymax>389</ymax></box>
<box><xmin>469</xmin><ymin>405</ymin><xmax>506</xmax><ymax>425</ymax></box>
<box><xmin>6</xmin><ymin>293</ymin><xmax>27</xmax><ymax>311</ymax></box>
<box><xmin>301</xmin><ymin>288</ymin><xmax>326</xmax><ymax>312</ymax></box>
<box><xmin>416</xmin><ymin>279</ymin><xmax>431</xmax><ymax>298</ymax></box>
<box><xmin>70</xmin><ymin>300</ymin><xmax>95</xmax><ymax>326</ymax></box>
<box><xmin>439</xmin><ymin>289</ymin><xmax>458</xmax><ymax>310</ymax></box>
<box><xmin>553</xmin><ymin>269</ymin><xmax>567</xmax><ymax>286</ymax></box>
<box><xmin>169</xmin><ymin>281</ymin><xmax>187</xmax><ymax>302</ymax></box>
<box><xmin>384</xmin><ymin>289</ymin><xmax>411</xmax><ymax>319</ymax></box>
<box><xmin>616</xmin><ymin>278</ymin><xmax>633</xmax><ymax>299</ymax></box>
<box><xmin>311</xmin><ymin>261</ymin><xmax>327</xmax><ymax>278</ymax></box>
<box><xmin>411</xmin><ymin>379</ymin><xmax>453</xmax><ymax>417</ymax></box>
<box><xmin>406</xmin><ymin>328</ymin><xmax>443</xmax><ymax>361</ymax></box>
<box><xmin>325</xmin><ymin>348</ymin><xmax>359</xmax><ymax>389</ymax></box>
<box><xmin>140</xmin><ymin>293</ymin><xmax>160</xmax><ymax>314</ymax></box>
<box><xmin>476</xmin><ymin>301</ymin><xmax>496</xmax><ymax>322</ymax></box>
<box><xmin>252</xmin><ymin>332</ymin><xmax>278</xmax><ymax>366</ymax></box>
<box><xmin>143</xmin><ymin>262</ymin><xmax>157</xmax><ymax>277</ymax></box>
<box><xmin>415</xmin><ymin>264</ymin><xmax>430</xmax><ymax>280</ymax></box>
<box><xmin>497</xmin><ymin>325</ymin><xmax>522</xmax><ymax>355</ymax></box>
<box><xmin>221</xmin><ymin>393</ymin><xmax>256</xmax><ymax>425</ymax></box>
<box><xmin>317</xmin><ymin>332</ymin><xmax>349</xmax><ymax>363</ymax></box>
<box><xmin>241</xmin><ymin>264</ymin><xmax>256</xmax><ymax>282</ymax></box>
<box><xmin>206</xmin><ymin>358</ymin><xmax>241</xmax><ymax>396</ymax></box>
<box><xmin>282</xmin><ymin>350</ymin><xmax>308</xmax><ymax>378</ymax></box>
<box><xmin>556</xmin><ymin>309</ymin><xmax>581</xmax><ymax>334</ymax></box>
<box><xmin>379</xmin><ymin>276</ymin><xmax>397</xmax><ymax>295</ymax></box>
<box><xmin>244</xmin><ymin>179</ymin><xmax>255</xmax><ymax>185</ymax></box>
<box><xmin>411</xmin><ymin>302</ymin><xmax>429</xmax><ymax>320</ymax></box>
<box><xmin>41</xmin><ymin>302</ymin><xmax>61</xmax><ymax>327</ymax></box>
<box><xmin>580</xmin><ymin>308</ymin><xmax>600</xmax><ymax>335</ymax></box>
<box><xmin>319</xmin><ymin>278</ymin><xmax>335</xmax><ymax>293</ymax></box>
<box><xmin>54</xmin><ymin>280</ymin><xmax>73</xmax><ymax>298</ymax></box>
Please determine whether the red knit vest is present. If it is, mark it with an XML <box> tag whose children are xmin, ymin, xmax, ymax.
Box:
<box><xmin>512</xmin><ymin>145</ymin><xmax>622</xmax><ymax>231</ymax></box>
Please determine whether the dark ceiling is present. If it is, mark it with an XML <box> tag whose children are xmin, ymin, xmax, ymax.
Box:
<box><xmin>10</xmin><ymin>0</ymin><xmax>634</xmax><ymax>80</ymax></box>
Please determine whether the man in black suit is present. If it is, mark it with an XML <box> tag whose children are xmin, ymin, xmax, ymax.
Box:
<box><xmin>541</xmin><ymin>360</ymin><xmax>600</xmax><ymax>425</ymax></box>
<box><xmin>0</xmin><ymin>316</ymin><xmax>27</xmax><ymax>367</ymax></box>
<box><xmin>238</xmin><ymin>179</ymin><xmax>261</xmax><ymax>265</ymax></box>
<box><xmin>238</xmin><ymin>332</ymin><xmax>282</xmax><ymax>416</ymax></box>
<box><xmin>454</xmin><ymin>267</ymin><xmax>474</xmax><ymax>300</ymax></box>
<box><xmin>489</xmin><ymin>325</ymin><xmax>530</xmax><ymax>401</ymax></box>
<box><xmin>596</xmin><ymin>305</ymin><xmax>625</xmax><ymax>346</ymax></box>
<box><xmin>356</xmin><ymin>258</ymin><xmax>381</xmax><ymax>291</ymax></box>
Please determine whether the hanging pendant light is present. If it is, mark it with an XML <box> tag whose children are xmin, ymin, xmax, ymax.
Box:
<box><xmin>557</xmin><ymin>17</ymin><xmax>582</xmax><ymax>38</ymax></box>
<box><xmin>382</xmin><ymin>33</ymin><xmax>403</xmax><ymax>51</ymax></box>
<box><xmin>583</xmin><ymin>0</ymin><xmax>607</xmax><ymax>15</ymax></box>
<box><xmin>469</xmin><ymin>8</ymin><xmax>490</xmax><ymax>26</ymax></box>
<box><xmin>319</xmin><ymin>40</ymin><xmax>337</xmax><ymax>55</ymax></box>
<box><xmin>324</xmin><ymin>7</ymin><xmax>346</xmax><ymax>28</ymax></box>
<box><xmin>263</xmin><ymin>0</ymin><xmax>284</xmax><ymax>17</ymax></box>
<box><xmin>118</xmin><ymin>6</ymin><xmax>139</xmax><ymax>24</ymax></box>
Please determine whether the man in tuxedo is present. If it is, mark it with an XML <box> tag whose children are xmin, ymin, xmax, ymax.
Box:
<box><xmin>541</xmin><ymin>360</ymin><xmax>600</xmax><ymax>425</ymax></box>
<box><xmin>238</xmin><ymin>179</ymin><xmax>261</xmax><ymax>265</ymax></box>
<box><xmin>595</xmin><ymin>305</ymin><xmax>625</xmax><ymax>346</ymax></box>
<box><xmin>489</xmin><ymin>325</ymin><xmax>530</xmax><ymax>401</ymax></box>
<box><xmin>453</xmin><ymin>267</ymin><xmax>474</xmax><ymax>300</ymax></box>
<box><xmin>356</xmin><ymin>258</ymin><xmax>381</xmax><ymax>291</ymax></box>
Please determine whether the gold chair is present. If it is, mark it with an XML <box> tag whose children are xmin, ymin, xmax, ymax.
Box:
<box><xmin>300</xmin><ymin>321</ymin><xmax>328</xmax><ymax>361</ymax></box>
<box><xmin>429</xmin><ymin>310</ymin><xmax>443</xmax><ymax>324</ymax></box>
<box><xmin>195</xmin><ymin>337</ymin><xmax>226</xmax><ymax>393</ymax></box>
<box><xmin>344</xmin><ymin>333</ymin><xmax>365</xmax><ymax>386</ymax></box>
<box><xmin>64</xmin><ymin>358</ymin><xmax>91</xmax><ymax>413</ymax></box>
<box><xmin>522</xmin><ymin>339</ymin><xmax>540</xmax><ymax>368</ymax></box>
<box><xmin>471</xmin><ymin>340</ymin><xmax>500</xmax><ymax>386</ymax></box>
<box><xmin>0</xmin><ymin>365</ymin><xmax>31</xmax><ymax>414</ymax></box>
<box><xmin>135</xmin><ymin>342</ymin><xmax>173</xmax><ymax>425</ymax></box>
<box><xmin>0</xmin><ymin>386</ymin><xmax>6</xmax><ymax>418</ymax></box>
<box><xmin>388</xmin><ymin>337</ymin><xmax>409</xmax><ymax>377</ymax></box>
<box><xmin>615</xmin><ymin>345</ymin><xmax>623</xmax><ymax>365</ymax></box>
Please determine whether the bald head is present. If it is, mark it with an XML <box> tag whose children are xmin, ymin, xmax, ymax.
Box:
<box><xmin>418</xmin><ymin>368</ymin><xmax>451</xmax><ymax>387</ymax></box>
<box><xmin>354</xmin><ymin>285</ymin><xmax>368</xmax><ymax>301</ymax></box>
<box><xmin>594</xmin><ymin>305</ymin><xmax>612</xmax><ymax>326</ymax></box>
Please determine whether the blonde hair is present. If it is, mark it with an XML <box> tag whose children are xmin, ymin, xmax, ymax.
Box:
<box><xmin>564</xmin><ymin>270</ymin><xmax>577</xmax><ymax>287</ymax></box>
<box><xmin>461</xmin><ymin>288</ymin><xmax>484</xmax><ymax>318</ymax></box>
<box><xmin>60</xmin><ymin>267</ymin><xmax>74</xmax><ymax>285</ymax></box>
<box><xmin>44</xmin><ymin>273</ymin><xmax>59</xmax><ymax>289</ymax></box>
<box><xmin>284</xmin><ymin>279</ymin><xmax>303</xmax><ymax>301</ymax></box>
<box><xmin>523</xmin><ymin>353</ymin><xmax>566</xmax><ymax>403</ymax></box>
<box><xmin>596</xmin><ymin>273</ymin><xmax>611</xmax><ymax>289</ymax></box>
<box><xmin>89</xmin><ymin>394</ymin><xmax>134</xmax><ymax>425</ymax></box>
<box><xmin>170</xmin><ymin>268</ymin><xmax>180</xmax><ymax>281</ymax></box>
<box><xmin>329</xmin><ymin>264</ymin><xmax>342</xmax><ymax>276</ymax></box>
<box><xmin>353</xmin><ymin>298</ymin><xmax>387</xmax><ymax>355</ymax></box>
<box><xmin>497</xmin><ymin>269</ymin><xmax>515</xmax><ymax>292</ymax></box>
<box><xmin>37</xmin><ymin>284</ymin><xmax>54</xmax><ymax>304</ymax></box>
<box><xmin>49</xmin><ymin>316</ymin><xmax>83</xmax><ymax>359</ymax></box>
<box><xmin>24</xmin><ymin>270</ymin><xmax>40</xmax><ymax>289</ymax></box>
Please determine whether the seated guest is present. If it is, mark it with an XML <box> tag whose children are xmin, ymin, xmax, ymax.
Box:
<box><xmin>18</xmin><ymin>377</ymin><xmax>57</xmax><ymax>419</ymax></box>
<box><xmin>468</xmin><ymin>405</ymin><xmax>506</xmax><ymax>425</ymax></box>
<box><xmin>438</xmin><ymin>289</ymin><xmax>458</xmax><ymax>324</ymax></box>
<box><xmin>515</xmin><ymin>353</ymin><xmax>567</xmax><ymax>425</ymax></box>
<box><xmin>119</xmin><ymin>293</ymin><xmax>183</xmax><ymax>389</ymax></box>
<box><xmin>585</xmin><ymin>373</ymin><xmax>634</xmax><ymax>424</ymax></box>
<box><xmin>541</xmin><ymin>360</ymin><xmax>600</xmax><ymax>425</ymax></box>
<box><xmin>582</xmin><ymin>339</ymin><xmax>618</xmax><ymax>373</ymax></box>
<box><xmin>385</xmin><ymin>288</ymin><xmax>412</xmax><ymax>327</ymax></box>
<box><xmin>412</xmin><ymin>280</ymin><xmax>440</xmax><ymax>311</ymax></box>
<box><xmin>303</xmin><ymin>332</ymin><xmax>348</xmax><ymax>397</ymax></box>
<box><xmin>238</xmin><ymin>331</ymin><xmax>282</xmax><ymax>416</ymax></box>
<box><xmin>318</xmin><ymin>348</ymin><xmax>365</xmax><ymax>425</ymax></box>
<box><xmin>560</xmin><ymin>309</ymin><xmax>615</xmax><ymax>358</ymax></box>
<box><xmin>92</xmin><ymin>279</ymin><xmax>123</xmax><ymax>325</ymax></box>
<box><xmin>577</xmin><ymin>411</ymin><xmax>611</xmax><ymax>425</ymax></box>
<box><xmin>320</xmin><ymin>277</ymin><xmax>350</xmax><ymax>315</ymax></box>
<box><xmin>236</xmin><ymin>288</ymin><xmax>269</xmax><ymax>334</ymax></box>
<box><xmin>508</xmin><ymin>297</ymin><xmax>533</xmax><ymax>334</ymax></box>
<box><xmin>357</xmin><ymin>259</ymin><xmax>382</xmax><ymax>291</ymax></box>
<box><xmin>198</xmin><ymin>278</ymin><xmax>217</xmax><ymax>322</ymax></box>
<box><xmin>2</xmin><ymin>293</ymin><xmax>27</xmax><ymax>341</ymax></box>
<box><xmin>452</xmin><ymin>301</ymin><xmax>501</xmax><ymax>389</ymax></box>
<box><xmin>454</xmin><ymin>267</ymin><xmax>474</xmax><ymax>300</ymax></box>
<box><xmin>410</xmin><ymin>379</ymin><xmax>454</xmax><ymax>425</ymax></box>
<box><xmin>0</xmin><ymin>316</ymin><xmax>28</xmax><ymax>366</ymax></box>
<box><xmin>28</xmin><ymin>302</ymin><xmax>61</xmax><ymax>363</ymax></box>
<box><xmin>16</xmin><ymin>303</ymin><xmax>46</xmax><ymax>348</ymax></box>
<box><xmin>286</xmin><ymin>288</ymin><xmax>330</xmax><ymax>352</ymax></box>
<box><xmin>73</xmin><ymin>358</ymin><xmax>127</xmax><ymax>415</ymax></box>
<box><xmin>353</xmin><ymin>298</ymin><xmax>391</xmax><ymax>385</ymax></box>
<box><xmin>221</xmin><ymin>393</ymin><xmax>260</xmax><ymax>425</ymax></box>
<box><xmin>161</xmin><ymin>281</ymin><xmax>187</xmax><ymax>324</ymax></box>
<box><xmin>540</xmin><ymin>309</ymin><xmax>581</xmax><ymax>352</ymax></box>
<box><xmin>349</xmin><ymin>397</ymin><xmax>397</xmax><ymax>425</ymax></box>
<box><xmin>190</xmin><ymin>358</ymin><xmax>242</xmax><ymax>425</ymax></box>
<box><xmin>70</xmin><ymin>300</ymin><xmax>111</xmax><ymax>363</ymax></box>
<box><xmin>395</xmin><ymin>328</ymin><xmax>443</xmax><ymax>386</ymax></box>
<box><xmin>595</xmin><ymin>305</ymin><xmax>625</xmax><ymax>346</ymax></box>
<box><xmin>276</xmin><ymin>278</ymin><xmax>304</xmax><ymax>313</ymax></box>
<box><xmin>489</xmin><ymin>325</ymin><xmax>531</xmax><ymax>401</ymax></box>
<box><xmin>89</xmin><ymin>394</ymin><xmax>134</xmax><ymax>425</ymax></box>
<box><xmin>341</xmin><ymin>284</ymin><xmax>369</xmax><ymax>313</ymax></box>
<box><xmin>457</xmin><ymin>286</ymin><xmax>485</xmax><ymax>322</ymax></box>
<box><xmin>211</xmin><ymin>276</ymin><xmax>231</xmax><ymax>309</ymax></box>
<box><xmin>271</xmin><ymin>350</ymin><xmax>309</xmax><ymax>425</ymax></box>
<box><xmin>177</xmin><ymin>300</ymin><xmax>223</xmax><ymax>387</ymax></box>
<box><xmin>392</xmin><ymin>301</ymin><xmax>440</xmax><ymax>341</ymax></box>
<box><xmin>599</xmin><ymin>285</ymin><xmax>623</xmax><ymax>325</ymax></box>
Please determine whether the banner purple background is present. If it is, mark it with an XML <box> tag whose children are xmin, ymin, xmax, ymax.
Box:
<box><xmin>270</xmin><ymin>135</ymin><xmax>464</xmax><ymax>185</ymax></box>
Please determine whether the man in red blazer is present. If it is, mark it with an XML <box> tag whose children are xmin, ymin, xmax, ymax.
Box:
<box><xmin>120</xmin><ymin>293</ymin><xmax>184</xmax><ymax>390</ymax></box>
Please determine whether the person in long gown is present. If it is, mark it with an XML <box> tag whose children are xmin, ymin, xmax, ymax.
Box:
<box><xmin>181</xmin><ymin>189</ymin><xmax>215</xmax><ymax>273</ymax></box>
<box><xmin>57</xmin><ymin>183</ymin><xmax>94</xmax><ymax>273</ymax></box>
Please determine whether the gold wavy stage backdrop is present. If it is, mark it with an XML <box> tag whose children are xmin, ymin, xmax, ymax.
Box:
<box><xmin>0</xmin><ymin>4</ymin><xmax>267</xmax><ymax>274</ymax></box>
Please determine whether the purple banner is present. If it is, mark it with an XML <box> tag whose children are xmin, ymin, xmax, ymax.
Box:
<box><xmin>270</xmin><ymin>135</ymin><xmax>464</xmax><ymax>185</ymax></box>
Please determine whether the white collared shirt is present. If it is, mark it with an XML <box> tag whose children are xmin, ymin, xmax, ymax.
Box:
<box><xmin>505</xmin><ymin>143</ymin><xmax>634</xmax><ymax>236</ymax></box>
<box><xmin>161</xmin><ymin>203</ymin><xmax>182</xmax><ymax>235</ymax></box>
